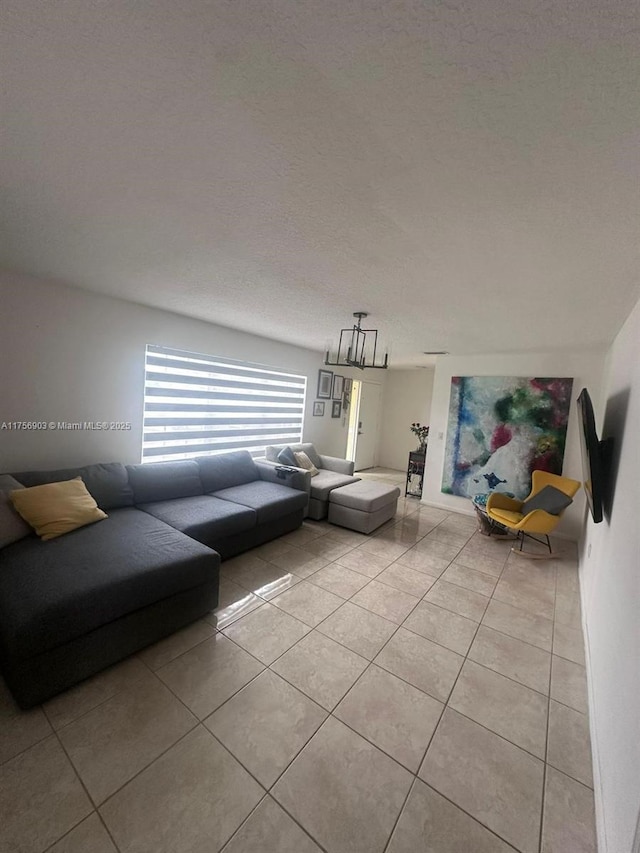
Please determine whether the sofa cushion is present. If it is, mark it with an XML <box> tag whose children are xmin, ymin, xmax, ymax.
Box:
<box><xmin>487</xmin><ymin>508</ymin><xmax>524</xmax><ymax>527</ymax></box>
<box><xmin>265</xmin><ymin>443</ymin><xmax>322</xmax><ymax>469</ymax></box>
<box><xmin>308</xmin><ymin>470</ymin><xmax>361</xmax><ymax>502</ymax></box>
<box><xmin>197</xmin><ymin>451</ymin><xmax>259</xmax><ymax>492</ymax></box>
<box><xmin>0</xmin><ymin>508</ymin><xmax>218</xmax><ymax>661</ymax></box>
<box><xmin>0</xmin><ymin>475</ymin><xmax>32</xmax><ymax>548</ymax></box>
<box><xmin>277</xmin><ymin>446</ymin><xmax>298</xmax><ymax>467</ymax></box>
<box><xmin>294</xmin><ymin>451</ymin><xmax>319</xmax><ymax>476</ymax></box>
<box><xmin>299</xmin><ymin>443</ymin><xmax>322</xmax><ymax>469</ymax></box>
<box><xmin>127</xmin><ymin>460</ymin><xmax>203</xmax><ymax>503</ymax></box>
<box><xmin>10</xmin><ymin>477</ymin><xmax>108</xmax><ymax>541</ymax></box>
<box><xmin>138</xmin><ymin>495</ymin><xmax>256</xmax><ymax>548</ymax></box>
<box><xmin>522</xmin><ymin>485</ymin><xmax>573</xmax><ymax>516</ymax></box>
<box><xmin>213</xmin><ymin>481</ymin><xmax>308</xmax><ymax>524</ymax></box>
<box><xmin>12</xmin><ymin>462</ymin><xmax>134</xmax><ymax>509</ymax></box>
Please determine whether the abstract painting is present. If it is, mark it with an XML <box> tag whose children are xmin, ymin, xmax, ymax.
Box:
<box><xmin>442</xmin><ymin>376</ymin><xmax>574</xmax><ymax>499</ymax></box>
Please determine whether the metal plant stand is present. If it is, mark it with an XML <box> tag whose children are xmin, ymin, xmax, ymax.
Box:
<box><xmin>405</xmin><ymin>448</ymin><xmax>426</xmax><ymax>498</ymax></box>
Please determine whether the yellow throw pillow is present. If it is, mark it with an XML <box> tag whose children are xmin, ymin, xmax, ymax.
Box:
<box><xmin>10</xmin><ymin>477</ymin><xmax>107</xmax><ymax>541</ymax></box>
<box><xmin>294</xmin><ymin>451</ymin><xmax>319</xmax><ymax>477</ymax></box>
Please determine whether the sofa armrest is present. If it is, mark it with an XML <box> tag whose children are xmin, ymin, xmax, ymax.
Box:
<box><xmin>254</xmin><ymin>460</ymin><xmax>311</xmax><ymax>494</ymax></box>
<box><xmin>318</xmin><ymin>455</ymin><xmax>355</xmax><ymax>476</ymax></box>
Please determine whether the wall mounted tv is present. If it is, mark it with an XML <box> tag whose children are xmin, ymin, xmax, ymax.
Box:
<box><xmin>576</xmin><ymin>387</ymin><xmax>609</xmax><ymax>523</ymax></box>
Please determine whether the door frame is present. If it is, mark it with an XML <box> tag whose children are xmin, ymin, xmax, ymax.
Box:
<box><xmin>345</xmin><ymin>379</ymin><xmax>361</xmax><ymax>463</ymax></box>
<box><xmin>353</xmin><ymin>379</ymin><xmax>382</xmax><ymax>470</ymax></box>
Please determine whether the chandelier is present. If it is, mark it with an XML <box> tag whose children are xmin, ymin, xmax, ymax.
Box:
<box><xmin>324</xmin><ymin>312</ymin><xmax>389</xmax><ymax>371</ymax></box>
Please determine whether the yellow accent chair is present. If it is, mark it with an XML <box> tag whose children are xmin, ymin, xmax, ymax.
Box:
<box><xmin>486</xmin><ymin>471</ymin><xmax>581</xmax><ymax>556</ymax></box>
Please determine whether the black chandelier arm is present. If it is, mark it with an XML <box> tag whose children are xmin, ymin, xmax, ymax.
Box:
<box><xmin>323</xmin><ymin>355</ymin><xmax>388</xmax><ymax>370</ymax></box>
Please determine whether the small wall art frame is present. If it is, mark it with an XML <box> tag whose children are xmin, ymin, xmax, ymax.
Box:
<box><xmin>332</xmin><ymin>375</ymin><xmax>344</xmax><ymax>400</ymax></box>
<box><xmin>331</xmin><ymin>400</ymin><xmax>341</xmax><ymax>418</ymax></box>
<box><xmin>313</xmin><ymin>401</ymin><xmax>325</xmax><ymax>416</ymax></box>
<box><xmin>343</xmin><ymin>377</ymin><xmax>352</xmax><ymax>410</ymax></box>
<box><xmin>317</xmin><ymin>369</ymin><xmax>333</xmax><ymax>399</ymax></box>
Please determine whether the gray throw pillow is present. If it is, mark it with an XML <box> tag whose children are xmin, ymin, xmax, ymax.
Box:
<box><xmin>298</xmin><ymin>443</ymin><xmax>322</xmax><ymax>469</ymax></box>
<box><xmin>0</xmin><ymin>475</ymin><xmax>32</xmax><ymax>548</ymax></box>
<box><xmin>277</xmin><ymin>447</ymin><xmax>298</xmax><ymax>467</ymax></box>
<box><xmin>522</xmin><ymin>485</ymin><xmax>573</xmax><ymax>516</ymax></box>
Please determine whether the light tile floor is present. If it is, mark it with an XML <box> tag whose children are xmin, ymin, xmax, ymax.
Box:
<box><xmin>0</xmin><ymin>469</ymin><xmax>597</xmax><ymax>853</ymax></box>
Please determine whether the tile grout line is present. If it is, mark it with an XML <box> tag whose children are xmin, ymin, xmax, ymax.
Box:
<box><xmin>381</xmin><ymin>776</ymin><xmax>422</xmax><ymax>853</ymax></box>
<box><xmin>538</xmin><ymin>552</ymin><xmax>560</xmax><ymax>853</ymax></box>
<box><xmin>0</xmin><ymin>725</ymin><xmax>52</xmax><ymax>770</ymax></box>
<box><xmin>213</xmin><ymin>503</ymin><xmax>449</xmax><ymax>850</ymax></box>
<box><xmin>182</xmin><ymin>519</ymin><xmax>568</xmax><ymax>848</ymax></box>
<box><xmin>48</xmin><ymin>722</ymin><xmax>126</xmax><ymax>853</ymax></box>
<box><xmin>76</xmin><ymin>633</ymin><xmax>285</xmax><ymax>818</ymax></box>
<box><xmin>254</xmin><ymin>521</ymin><xmax>485</xmax><ymax>718</ymax></box>
<box><xmin>332</xmin><ymin>493</ymin><xmax>583</xmax><ymax>850</ymax></box>
<box><xmin>365</xmin><ymin>508</ymin><xmax>538</xmax><ymax>853</ymax></box>
<box><xmin>258</xmin><ymin>520</ymin><xmax>511</xmax><ymax>852</ymax></box>
<box><xmin>215</xmin><ymin>793</ymin><xmax>271</xmax><ymax>853</ymax></box>
<box><xmin>401</xmin><ymin>538</ymin><xmax>546</xmax><ymax>853</ymax></box>
<box><xmin>2</xmin><ymin>500</ymin><xmax>585</xmax><ymax>853</ymax></box>
<box><xmin>412</xmin><ymin>779</ymin><xmax>525</xmax><ymax>853</ymax></box>
<box><xmin>248</xmin><ymin>519</ymin><xmax>477</xmax><ymax>754</ymax></box>
<box><xmin>39</xmin><ymin>655</ymin><xmax>171</xmax><ymax>735</ymax></box>
<box><xmin>328</xmin><ymin>663</ymin><xmax>445</xmax><ymax>775</ymax></box>
<box><xmin>412</xmin><ymin>547</ymin><xmax>508</xmax><ymax>770</ymax></box>
<box><xmin>262</xmin><ymin>796</ymin><xmax>333</xmax><ymax>853</ymax></box>
<box><xmin>274</xmin><ymin>513</ymin><xmax>459</xmax><ymax>850</ymax></box>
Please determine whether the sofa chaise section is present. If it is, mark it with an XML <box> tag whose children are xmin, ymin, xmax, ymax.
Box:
<box><xmin>1</xmin><ymin>451</ymin><xmax>309</xmax><ymax>707</ymax></box>
<box><xmin>0</xmin><ymin>507</ymin><xmax>219</xmax><ymax>708</ymax></box>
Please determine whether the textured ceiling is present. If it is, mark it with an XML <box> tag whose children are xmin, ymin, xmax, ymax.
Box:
<box><xmin>1</xmin><ymin>0</ymin><xmax>639</xmax><ymax>366</ymax></box>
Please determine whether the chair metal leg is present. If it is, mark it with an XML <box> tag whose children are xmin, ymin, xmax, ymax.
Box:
<box><xmin>511</xmin><ymin>530</ymin><xmax>555</xmax><ymax>558</ymax></box>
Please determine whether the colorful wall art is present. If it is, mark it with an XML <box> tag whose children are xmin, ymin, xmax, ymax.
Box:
<box><xmin>442</xmin><ymin>376</ymin><xmax>574</xmax><ymax>499</ymax></box>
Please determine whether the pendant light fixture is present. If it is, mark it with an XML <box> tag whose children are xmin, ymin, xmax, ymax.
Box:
<box><xmin>324</xmin><ymin>312</ymin><xmax>389</xmax><ymax>370</ymax></box>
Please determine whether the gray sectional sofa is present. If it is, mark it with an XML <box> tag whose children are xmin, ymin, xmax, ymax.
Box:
<box><xmin>260</xmin><ymin>442</ymin><xmax>360</xmax><ymax>519</ymax></box>
<box><xmin>0</xmin><ymin>451</ymin><xmax>310</xmax><ymax>707</ymax></box>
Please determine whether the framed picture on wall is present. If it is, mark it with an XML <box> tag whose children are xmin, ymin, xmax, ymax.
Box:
<box><xmin>331</xmin><ymin>400</ymin><xmax>341</xmax><ymax>418</ymax></box>
<box><xmin>343</xmin><ymin>377</ymin><xmax>353</xmax><ymax>410</ymax></box>
<box><xmin>313</xmin><ymin>401</ymin><xmax>325</xmax><ymax>416</ymax></box>
<box><xmin>332</xmin><ymin>375</ymin><xmax>344</xmax><ymax>400</ymax></box>
<box><xmin>317</xmin><ymin>369</ymin><xmax>333</xmax><ymax>399</ymax></box>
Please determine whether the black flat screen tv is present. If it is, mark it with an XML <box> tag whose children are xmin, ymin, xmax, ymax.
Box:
<box><xmin>576</xmin><ymin>387</ymin><xmax>605</xmax><ymax>523</ymax></box>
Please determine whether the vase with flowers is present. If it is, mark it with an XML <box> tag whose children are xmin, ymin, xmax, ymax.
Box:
<box><xmin>410</xmin><ymin>422</ymin><xmax>429</xmax><ymax>453</ymax></box>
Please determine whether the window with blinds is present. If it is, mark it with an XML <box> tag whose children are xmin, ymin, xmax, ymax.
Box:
<box><xmin>142</xmin><ymin>345</ymin><xmax>307</xmax><ymax>463</ymax></box>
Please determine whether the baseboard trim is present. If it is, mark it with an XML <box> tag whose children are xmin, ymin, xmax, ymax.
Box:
<box><xmin>419</xmin><ymin>498</ymin><xmax>475</xmax><ymax>518</ymax></box>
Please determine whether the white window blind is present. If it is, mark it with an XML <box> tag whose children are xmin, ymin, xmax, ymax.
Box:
<box><xmin>142</xmin><ymin>345</ymin><xmax>306</xmax><ymax>462</ymax></box>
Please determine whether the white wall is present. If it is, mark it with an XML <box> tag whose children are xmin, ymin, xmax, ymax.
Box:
<box><xmin>579</xmin><ymin>296</ymin><xmax>640</xmax><ymax>853</ymax></box>
<box><xmin>421</xmin><ymin>349</ymin><xmax>606</xmax><ymax>539</ymax></box>
<box><xmin>378</xmin><ymin>368</ymin><xmax>435</xmax><ymax>471</ymax></box>
<box><xmin>0</xmin><ymin>272</ymin><xmax>363</xmax><ymax>470</ymax></box>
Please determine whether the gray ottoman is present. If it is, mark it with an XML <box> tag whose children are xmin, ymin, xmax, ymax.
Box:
<box><xmin>328</xmin><ymin>481</ymin><xmax>401</xmax><ymax>534</ymax></box>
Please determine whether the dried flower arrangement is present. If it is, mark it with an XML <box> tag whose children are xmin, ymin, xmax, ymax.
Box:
<box><xmin>410</xmin><ymin>422</ymin><xmax>429</xmax><ymax>450</ymax></box>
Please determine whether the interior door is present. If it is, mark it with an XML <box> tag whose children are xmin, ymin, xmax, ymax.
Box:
<box><xmin>345</xmin><ymin>380</ymin><xmax>361</xmax><ymax>463</ymax></box>
<box><xmin>354</xmin><ymin>381</ymin><xmax>382</xmax><ymax>470</ymax></box>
